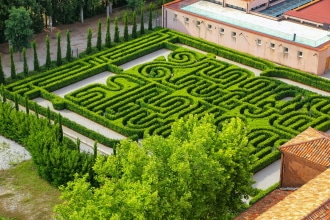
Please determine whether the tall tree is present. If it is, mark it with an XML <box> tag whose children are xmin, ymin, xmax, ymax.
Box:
<box><xmin>123</xmin><ymin>13</ymin><xmax>129</xmax><ymax>41</ymax></box>
<box><xmin>0</xmin><ymin>56</ymin><xmax>5</xmax><ymax>84</ymax></box>
<box><xmin>57</xmin><ymin>32</ymin><xmax>62</xmax><ymax>66</ymax></box>
<box><xmin>66</xmin><ymin>30</ymin><xmax>72</xmax><ymax>62</ymax></box>
<box><xmin>148</xmin><ymin>3</ymin><xmax>153</xmax><ymax>31</ymax></box>
<box><xmin>114</xmin><ymin>17</ymin><xmax>119</xmax><ymax>43</ymax></box>
<box><xmin>105</xmin><ymin>16</ymin><xmax>111</xmax><ymax>48</ymax></box>
<box><xmin>86</xmin><ymin>27</ymin><xmax>92</xmax><ymax>55</ymax></box>
<box><xmin>45</xmin><ymin>35</ymin><xmax>51</xmax><ymax>69</ymax></box>
<box><xmin>140</xmin><ymin>9</ymin><xmax>144</xmax><ymax>35</ymax></box>
<box><xmin>5</xmin><ymin>7</ymin><xmax>34</xmax><ymax>53</ymax></box>
<box><xmin>96</xmin><ymin>20</ymin><xmax>102</xmax><ymax>51</ymax></box>
<box><xmin>9</xmin><ymin>46</ymin><xmax>16</xmax><ymax>79</ymax></box>
<box><xmin>54</xmin><ymin>115</ymin><xmax>256</xmax><ymax>219</ymax></box>
<box><xmin>32</xmin><ymin>40</ymin><xmax>40</xmax><ymax>71</ymax></box>
<box><xmin>23</xmin><ymin>48</ymin><xmax>28</xmax><ymax>77</ymax></box>
<box><xmin>132</xmin><ymin>11</ymin><xmax>137</xmax><ymax>39</ymax></box>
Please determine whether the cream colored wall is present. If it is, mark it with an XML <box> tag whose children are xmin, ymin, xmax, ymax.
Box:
<box><xmin>224</xmin><ymin>0</ymin><xmax>247</xmax><ymax>9</ymax></box>
<box><xmin>164</xmin><ymin>8</ymin><xmax>329</xmax><ymax>75</ymax></box>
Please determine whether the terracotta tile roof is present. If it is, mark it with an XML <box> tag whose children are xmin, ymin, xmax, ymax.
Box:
<box><xmin>303</xmin><ymin>199</ymin><xmax>330</xmax><ymax>220</ymax></box>
<box><xmin>256</xmin><ymin>169</ymin><xmax>330</xmax><ymax>220</ymax></box>
<box><xmin>235</xmin><ymin>189</ymin><xmax>294</xmax><ymax>220</ymax></box>
<box><xmin>280</xmin><ymin>127</ymin><xmax>330</xmax><ymax>167</ymax></box>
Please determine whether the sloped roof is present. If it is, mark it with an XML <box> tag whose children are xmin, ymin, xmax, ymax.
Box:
<box><xmin>256</xmin><ymin>169</ymin><xmax>330</xmax><ymax>220</ymax></box>
<box><xmin>303</xmin><ymin>199</ymin><xmax>330</xmax><ymax>220</ymax></box>
<box><xmin>280</xmin><ymin>127</ymin><xmax>330</xmax><ymax>167</ymax></box>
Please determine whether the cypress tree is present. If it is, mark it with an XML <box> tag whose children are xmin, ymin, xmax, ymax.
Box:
<box><xmin>10</xmin><ymin>46</ymin><xmax>16</xmax><ymax>79</ymax></box>
<box><xmin>93</xmin><ymin>141</ymin><xmax>98</xmax><ymax>159</ymax></box>
<box><xmin>86</xmin><ymin>27</ymin><xmax>92</xmax><ymax>54</ymax></box>
<box><xmin>1</xmin><ymin>84</ymin><xmax>6</xmax><ymax>102</ymax></box>
<box><xmin>45</xmin><ymin>35</ymin><xmax>51</xmax><ymax>69</ymax></box>
<box><xmin>97</xmin><ymin>20</ymin><xmax>102</xmax><ymax>51</ymax></box>
<box><xmin>32</xmin><ymin>40</ymin><xmax>40</xmax><ymax>71</ymax></box>
<box><xmin>124</xmin><ymin>13</ymin><xmax>129</xmax><ymax>41</ymax></box>
<box><xmin>66</xmin><ymin>30</ymin><xmax>72</xmax><ymax>62</ymax></box>
<box><xmin>76</xmin><ymin>138</ymin><xmax>81</xmax><ymax>151</ymax></box>
<box><xmin>114</xmin><ymin>17</ymin><xmax>120</xmax><ymax>42</ymax></box>
<box><xmin>23</xmin><ymin>48</ymin><xmax>28</xmax><ymax>77</ymax></box>
<box><xmin>148</xmin><ymin>3</ymin><xmax>153</xmax><ymax>30</ymax></box>
<box><xmin>105</xmin><ymin>16</ymin><xmax>111</xmax><ymax>48</ymax></box>
<box><xmin>140</xmin><ymin>9</ymin><xmax>145</xmax><ymax>35</ymax></box>
<box><xmin>14</xmin><ymin>94</ymin><xmax>19</xmax><ymax>111</ymax></box>
<box><xmin>0</xmin><ymin>56</ymin><xmax>5</xmax><ymax>84</ymax></box>
<box><xmin>25</xmin><ymin>96</ymin><xmax>29</xmax><ymax>115</ymax></box>
<box><xmin>47</xmin><ymin>106</ymin><xmax>51</xmax><ymax>124</ymax></box>
<box><xmin>57</xmin><ymin>113</ymin><xmax>63</xmax><ymax>143</ymax></box>
<box><xmin>57</xmin><ymin>32</ymin><xmax>62</xmax><ymax>66</ymax></box>
<box><xmin>132</xmin><ymin>11</ymin><xmax>137</xmax><ymax>39</ymax></box>
<box><xmin>34</xmin><ymin>102</ymin><xmax>39</xmax><ymax>118</ymax></box>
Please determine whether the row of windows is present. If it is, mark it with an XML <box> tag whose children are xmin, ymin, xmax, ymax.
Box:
<box><xmin>177</xmin><ymin>15</ymin><xmax>304</xmax><ymax>57</ymax></box>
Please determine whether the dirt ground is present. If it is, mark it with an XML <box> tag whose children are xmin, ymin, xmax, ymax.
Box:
<box><xmin>0</xmin><ymin>8</ymin><xmax>161</xmax><ymax>78</ymax></box>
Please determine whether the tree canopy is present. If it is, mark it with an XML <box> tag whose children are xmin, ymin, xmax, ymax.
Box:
<box><xmin>54</xmin><ymin>114</ymin><xmax>256</xmax><ymax>219</ymax></box>
<box><xmin>5</xmin><ymin>7</ymin><xmax>34</xmax><ymax>52</ymax></box>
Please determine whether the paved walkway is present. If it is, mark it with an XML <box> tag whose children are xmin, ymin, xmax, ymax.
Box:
<box><xmin>253</xmin><ymin>160</ymin><xmax>281</xmax><ymax>190</ymax></box>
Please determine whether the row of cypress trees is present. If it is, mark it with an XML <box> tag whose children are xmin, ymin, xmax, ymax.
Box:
<box><xmin>0</xmin><ymin>88</ymin><xmax>98</xmax><ymax>187</ymax></box>
<box><xmin>0</xmin><ymin>5</ymin><xmax>156</xmax><ymax>83</ymax></box>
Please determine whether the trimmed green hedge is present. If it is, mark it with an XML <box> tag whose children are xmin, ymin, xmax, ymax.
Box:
<box><xmin>249</xmin><ymin>182</ymin><xmax>280</xmax><ymax>205</ymax></box>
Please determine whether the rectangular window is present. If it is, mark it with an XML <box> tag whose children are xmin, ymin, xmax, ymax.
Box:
<box><xmin>184</xmin><ymin>17</ymin><xmax>189</xmax><ymax>23</ymax></box>
<box><xmin>256</xmin><ymin>39</ymin><xmax>262</xmax><ymax>45</ymax></box>
<box><xmin>232</xmin><ymin>32</ymin><xmax>237</xmax><ymax>38</ymax></box>
<box><xmin>283</xmin><ymin>47</ymin><xmax>289</xmax><ymax>54</ymax></box>
<box><xmin>270</xmin><ymin>43</ymin><xmax>275</xmax><ymax>49</ymax></box>
<box><xmin>207</xmin><ymin>24</ymin><xmax>212</xmax><ymax>30</ymax></box>
<box><xmin>219</xmin><ymin>28</ymin><xmax>224</xmax><ymax>34</ymax></box>
<box><xmin>174</xmin><ymin>14</ymin><xmax>178</xmax><ymax>20</ymax></box>
<box><xmin>298</xmin><ymin>51</ymin><xmax>303</xmax><ymax>58</ymax></box>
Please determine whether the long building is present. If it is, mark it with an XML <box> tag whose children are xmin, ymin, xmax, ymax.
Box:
<box><xmin>162</xmin><ymin>0</ymin><xmax>330</xmax><ymax>75</ymax></box>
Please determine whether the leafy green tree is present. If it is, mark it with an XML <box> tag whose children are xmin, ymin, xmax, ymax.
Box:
<box><xmin>96</xmin><ymin>20</ymin><xmax>102</xmax><ymax>51</ymax></box>
<box><xmin>32</xmin><ymin>40</ymin><xmax>40</xmax><ymax>71</ymax></box>
<box><xmin>105</xmin><ymin>16</ymin><xmax>111</xmax><ymax>48</ymax></box>
<box><xmin>66</xmin><ymin>30</ymin><xmax>72</xmax><ymax>62</ymax></box>
<box><xmin>5</xmin><ymin>7</ymin><xmax>34</xmax><ymax>53</ymax></box>
<box><xmin>132</xmin><ymin>11</ymin><xmax>137</xmax><ymax>39</ymax></box>
<box><xmin>9</xmin><ymin>46</ymin><xmax>16</xmax><ymax>79</ymax></box>
<box><xmin>45</xmin><ymin>35</ymin><xmax>51</xmax><ymax>69</ymax></box>
<box><xmin>54</xmin><ymin>115</ymin><xmax>256</xmax><ymax>219</ymax></box>
<box><xmin>0</xmin><ymin>56</ymin><xmax>5</xmax><ymax>84</ymax></box>
<box><xmin>127</xmin><ymin>0</ymin><xmax>144</xmax><ymax>10</ymax></box>
<box><xmin>140</xmin><ymin>9</ymin><xmax>144</xmax><ymax>35</ymax></box>
<box><xmin>57</xmin><ymin>32</ymin><xmax>62</xmax><ymax>66</ymax></box>
<box><xmin>23</xmin><ymin>48</ymin><xmax>28</xmax><ymax>77</ymax></box>
<box><xmin>124</xmin><ymin>13</ymin><xmax>129</xmax><ymax>41</ymax></box>
<box><xmin>114</xmin><ymin>17</ymin><xmax>119</xmax><ymax>42</ymax></box>
<box><xmin>148</xmin><ymin>3</ymin><xmax>153</xmax><ymax>30</ymax></box>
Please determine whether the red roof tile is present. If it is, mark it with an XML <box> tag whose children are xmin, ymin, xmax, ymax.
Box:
<box><xmin>303</xmin><ymin>199</ymin><xmax>330</xmax><ymax>220</ymax></box>
<box><xmin>280</xmin><ymin>128</ymin><xmax>330</xmax><ymax>167</ymax></box>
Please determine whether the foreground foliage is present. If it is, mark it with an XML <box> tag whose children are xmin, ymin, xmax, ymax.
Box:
<box><xmin>54</xmin><ymin>115</ymin><xmax>255</xmax><ymax>219</ymax></box>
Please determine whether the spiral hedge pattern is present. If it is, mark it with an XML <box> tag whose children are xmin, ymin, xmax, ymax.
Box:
<box><xmin>5</xmin><ymin>29</ymin><xmax>330</xmax><ymax>170</ymax></box>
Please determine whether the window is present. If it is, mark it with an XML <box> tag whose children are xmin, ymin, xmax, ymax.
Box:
<box><xmin>256</xmin><ymin>39</ymin><xmax>262</xmax><ymax>45</ymax></box>
<box><xmin>297</xmin><ymin>51</ymin><xmax>303</xmax><ymax>58</ymax></box>
<box><xmin>270</xmin><ymin>43</ymin><xmax>275</xmax><ymax>49</ymax></box>
<box><xmin>184</xmin><ymin>17</ymin><xmax>189</xmax><ymax>23</ymax></box>
<box><xmin>174</xmin><ymin>14</ymin><xmax>178</xmax><ymax>20</ymax></box>
<box><xmin>219</xmin><ymin>28</ymin><xmax>224</xmax><ymax>34</ymax></box>
<box><xmin>283</xmin><ymin>47</ymin><xmax>289</xmax><ymax>54</ymax></box>
<box><xmin>196</xmin><ymin>21</ymin><xmax>201</xmax><ymax>27</ymax></box>
<box><xmin>207</xmin><ymin>24</ymin><xmax>212</xmax><ymax>30</ymax></box>
<box><xmin>232</xmin><ymin>32</ymin><xmax>237</xmax><ymax>37</ymax></box>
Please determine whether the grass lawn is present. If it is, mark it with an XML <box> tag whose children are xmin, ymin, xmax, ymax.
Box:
<box><xmin>0</xmin><ymin>160</ymin><xmax>61</xmax><ymax>220</ymax></box>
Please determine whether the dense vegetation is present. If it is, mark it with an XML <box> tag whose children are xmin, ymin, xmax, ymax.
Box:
<box><xmin>4</xmin><ymin>28</ymin><xmax>330</xmax><ymax>172</ymax></box>
<box><xmin>54</xmin><ymin>115</ymin><xmax>255</xmax><ymax>219</ymax></box>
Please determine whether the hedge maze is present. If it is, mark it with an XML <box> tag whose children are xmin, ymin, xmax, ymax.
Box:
<box><xmin>4</xmin><ymin>29</ymin><xmax>330</xmax><ymax>171</ymax></box>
